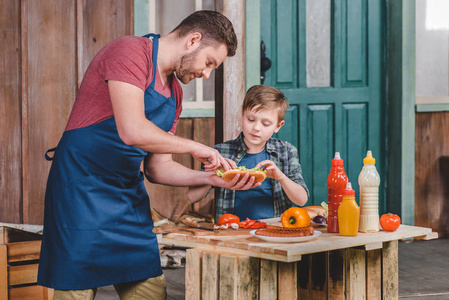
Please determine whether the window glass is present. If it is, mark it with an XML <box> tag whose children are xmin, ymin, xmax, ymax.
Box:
<box><xmin>156</xmin><ymin>0</ymin><xmax>215</xmax><ymax>102</ymax></box>
<box><xmin>306</xmin><ymin>0</ymin><xmax>331</xmax><ymax>87</ymax></box>
<box><xmin>416</xmin><ymin>0</ymin><xmax>449</xmax><ymax>97</ymax></box>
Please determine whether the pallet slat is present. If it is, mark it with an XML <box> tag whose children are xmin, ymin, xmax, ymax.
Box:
<box><xmin>186</xmin><ymin>249</ymin><xmax>202</xmax><ymax>300</ymax></box>
<box><xmin>347</xmin><ymin>248</ymin><xmax>366</xmax><ymax>300</ymax></box>
<box><xmin>310</xmin><ymin>252</ymin><xmax>327</xmax><ymax>299</ymax></box>
<box><xmin>278</xmin><ymin>261</ymin><xmax>297</xmax><ymax>300</ymax></box>
<box><xmin>366</xmin><ymin>249</ymin><xmax>382</xmax><ymax>300</ymax></box>
<box><xmin>7</xmin><ymin>240</ymin><xmax>41</xmax><ymax>263</ymax></box>
<box><xmin>8</xmin><ymin>263</ymin><xmax>39</xmax><ymax>286</ymax></box>
<box><xmin>237</xmin><ymin>256</ymin><xmax>259</xmax><ymax>299</ymax></box>
<box><xmin>202</xmin><ymin>251</ymin><xmax>219</xmax><ymax>300</ymax></box>
<box><xmin>382</xmin><ymin>240</ymin><xmax>399</xmax><ymax>299</ymax></box>
<box><xmin>0</xmin><ymin>245</ymin><xmax>8</xmax><ymax>300</ymax></box>
<box><xmin>219</xmin><ymin>254</ymin><xmax>238</xmax><ymax>300</ymax></box>
<box><xmin>328</xmin><ymin>249</ymin><xmax>345</xmax><ymax>299</ymax></box>
<box><xmin>260</xmin><ymin>259</ymin><xmax>277</xmax><ymax>300</ymax></box>
<box><xmin>9</xmin><ymin>285</ymin><xmax>50</xmax><ymax>300</ymax></box>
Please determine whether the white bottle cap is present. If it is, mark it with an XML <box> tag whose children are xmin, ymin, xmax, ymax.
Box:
<box><xmin>334</xmin><ymin>152</ymin><xmax>341</xmax><ymax>159</ymax></box>
<box><xmin>346</xmin><ymin>182</ymin><xmax>352</xmax><ymax>190</ymax></box>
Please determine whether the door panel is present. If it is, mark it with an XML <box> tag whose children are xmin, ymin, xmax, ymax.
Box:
<box><xmin>261</xmin><ymin>0</ymin><xmax>385</xmax><ymax>209</ymax></box>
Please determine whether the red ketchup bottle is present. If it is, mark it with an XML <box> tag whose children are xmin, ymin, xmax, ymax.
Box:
<box><xmin>327</xmin><ymin>152</ymin><xmax>349</xmax><ymax>233</ymax></box>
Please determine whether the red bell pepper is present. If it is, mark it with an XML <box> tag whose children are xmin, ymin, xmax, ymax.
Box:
<box><xmin>243</xmin><ymin>219</ymin><xmax>256</xmax><ymax>229</ymax></box>
<box><xmin>248</xmin><ymin>221</ymin><xmax>266</xmax><ymax>229</ymax></box>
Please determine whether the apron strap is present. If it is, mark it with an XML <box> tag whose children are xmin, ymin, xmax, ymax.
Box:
<box><xmin>142</xmin><ymin>33</ymin><xmax>160</xmax><ymax>90</ymax></box>
<box><xmin>45</xmin><ymin>147</ymin><xmax>57</xmax><ymax>161</ymax></box>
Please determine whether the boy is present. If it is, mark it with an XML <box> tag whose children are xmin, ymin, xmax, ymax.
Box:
<box><xmin>188</xmin><ymin>85</ymin><xmax>309</xmax><ymax>220</ymax></box>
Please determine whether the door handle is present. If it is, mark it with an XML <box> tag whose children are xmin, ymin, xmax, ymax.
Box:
<box><xmin>260</xmin><ymin>41</ymin><xmax>271</xmax><ymax>84</ymax></box>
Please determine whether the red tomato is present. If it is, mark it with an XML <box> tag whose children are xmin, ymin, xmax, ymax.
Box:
<box><xmin>216</xmin><ymin>214</ymin><xmax>240</xmax><ymax>226</ymax></box>
<box><xmin>380</xmin><ymin>213</ymin><xmax>401</xmax><ymax>231</ymax></box>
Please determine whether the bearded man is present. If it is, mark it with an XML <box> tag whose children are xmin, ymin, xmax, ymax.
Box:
<box><xmin>38</xmin><ymin>10</ymin><xmax>258</xmax><ymax>300</ymax></box>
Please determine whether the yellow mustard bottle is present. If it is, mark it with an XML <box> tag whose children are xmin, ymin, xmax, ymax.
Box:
<box><xmin>338</xmin><ymin>182</ymin><xmax>360</xmax><ymax>236</ymax></box>
<box><xmin>358</xmin><ymin>150</ymin><xmax>380</xmax><ymax>232</ymax></box>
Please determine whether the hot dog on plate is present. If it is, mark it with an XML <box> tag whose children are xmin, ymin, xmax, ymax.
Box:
<box><xmin>216</xmin><ymin>166</ymin><xmax>267</xmax><ymax>183</ymax></box>
<box><xmin>303</xmin><ymin>206</ymin><xmax>327</xmax><ymax>218</ymax></box>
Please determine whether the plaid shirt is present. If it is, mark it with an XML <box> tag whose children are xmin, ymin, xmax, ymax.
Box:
<box><xmin>213</xmin><ymin>133</ymin><xmax>309</xmax><ymax>219</ymax></box>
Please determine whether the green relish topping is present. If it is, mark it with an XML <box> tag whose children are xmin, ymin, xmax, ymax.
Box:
<box><xmin>216</xmin><ymin>166</ymin><xmax>267</xmax><ymax>177</ymax></box>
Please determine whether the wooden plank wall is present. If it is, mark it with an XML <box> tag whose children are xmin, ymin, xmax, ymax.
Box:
<box><xmin>0</xmin><ymin>0</ymin><xmax>133</xmax><ymax>225</ymax></box>
<box><xmin>1</xmin><ymin>1</ymin><xmax>22</xmax><ymax>223</ymax></box>
<box><xmin>415</xmin><ymin>111</ymin><xmax>449</xmax><ymax>237</ymax></box>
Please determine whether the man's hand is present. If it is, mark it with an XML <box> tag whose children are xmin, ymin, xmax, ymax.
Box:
<box><xmin>191</xmin><ymin>144</ymin><xmax>234</xmax><ymax>172</ymax></box>
<box><xmin>256</xmin><ymin>160</ymin><xmax>286</xmax><ymax>181</ymax></box>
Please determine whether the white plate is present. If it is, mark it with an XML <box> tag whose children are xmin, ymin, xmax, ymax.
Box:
<box><xmin>250</xmin><ymin>229</ymin><xmax>322</xmax><ymax>243</ymax></box>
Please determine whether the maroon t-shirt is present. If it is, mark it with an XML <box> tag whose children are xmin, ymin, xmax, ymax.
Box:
<box><xmin>65</xmin><ymin>36</ymin><xmax>183</xmax><ymax>133</ymax></box>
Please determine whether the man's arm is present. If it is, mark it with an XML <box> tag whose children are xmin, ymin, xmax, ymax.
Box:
<box><xmin>108</xmin><ymin>80</ymin><xmax>231</xmax><ymax>170</ymax></box>
<box><xmin>144</xmin><ymin>153</ymin><xmax>261</xmax><ymax>189</ymax></box>
<box><xmin>187</xmin><ymin>185</ymin><xmax>212</xmax><ymax>203</ymax></box>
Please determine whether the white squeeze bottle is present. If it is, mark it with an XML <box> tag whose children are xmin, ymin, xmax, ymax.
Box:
<box><xmin>358</xmin><ymin>151</ymin><xmax>380</xmax><ymax>232</ymax></box>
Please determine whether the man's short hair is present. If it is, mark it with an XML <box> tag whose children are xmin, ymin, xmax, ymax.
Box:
<box><xmin>242</xmin><ymin>85</ymin><xmax>289</xmax><ymax>123</ymax></box>
<box><xmin>171</xmin><ymin>10</ymin><xmax>237</xmax><ymax>57</ymax></box>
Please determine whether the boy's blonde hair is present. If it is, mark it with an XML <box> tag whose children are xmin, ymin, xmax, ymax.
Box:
<box><xmin>242</xmin><ymin>85</ymin><xmax>289</xmax><ymax>123</ymax></box>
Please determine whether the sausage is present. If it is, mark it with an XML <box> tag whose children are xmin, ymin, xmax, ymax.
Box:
<box><xmin>255</xmin><ymin>225</ymin><xmax>314</xmax><ymax>237</ymax></box>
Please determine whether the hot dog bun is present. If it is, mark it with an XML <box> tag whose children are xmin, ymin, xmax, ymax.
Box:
<box><xmin>217</xmin><ymin>167</ymin><xmax>267</xmax><ymax>183</ymax></box>
<box><xmin>303</xmin><ymin>206</ymin><xmax>327</xmax><ymax>218</ymax></box>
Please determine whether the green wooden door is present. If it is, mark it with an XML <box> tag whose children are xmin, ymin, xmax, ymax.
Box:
<box><xmin>260</xmin><ymin>0</ymin><xmax>386</xmax><ymax>210</ymax></box>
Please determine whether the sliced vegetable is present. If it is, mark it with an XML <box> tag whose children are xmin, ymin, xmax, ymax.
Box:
<box><xmin>243</xmin><ymin>219</ymin><xmax>256</xmax><ymax>229</ymax></box>
<box><xmin>321</xmin><ymin>202</ymin><xmax>329</xmax><ymax>216</ymax></box>
<box><xmin>247</xmin><ymin>221</ymin><xmax>266</xmax><ymax>229</ymax></box>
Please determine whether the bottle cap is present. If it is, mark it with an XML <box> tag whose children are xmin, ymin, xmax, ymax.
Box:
<box><xmin>343</xmin><ymin>182</ymin><xmax>355</xmax><ymax>196</ymax></box>
<box><xmin>363</xmin><ymin>150</ymin><xmax>376</xmax><ymax>164</ymax></box>
<box><xmin>331</xmin><ymin>152</ymin><xmax>344</xmax><ymax>166</ymax></box>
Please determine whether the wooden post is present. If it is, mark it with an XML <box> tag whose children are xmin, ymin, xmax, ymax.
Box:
<box><xmin>214</xmin><ymin>0</ymin><xmax>246</xmax><ymax>142</ymax></box>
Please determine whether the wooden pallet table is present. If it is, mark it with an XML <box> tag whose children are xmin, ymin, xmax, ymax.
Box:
<box><xmin>160</xmin><ymin>224</ymin><xmax>437</xmax><ymax>300</ymax></box>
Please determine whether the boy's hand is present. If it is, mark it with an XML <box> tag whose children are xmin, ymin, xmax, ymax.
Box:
<box><xmin>256</xmin><ymin>160</ymin><xmax>286</xmax><ymax>181</ymax></box>
<box><xmin>211</xmin><ymin>171</ymin><xmax>261</xmax><ymax>190</ymax></box>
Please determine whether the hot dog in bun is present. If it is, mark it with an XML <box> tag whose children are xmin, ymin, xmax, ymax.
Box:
<box><xmin>303</xmin><ymin>206</ymin><xmax>327</xmax><ymax>218</ymax></box>
<box><xmin>216</xmin><ymin>166</ymin><xmax>267</xmax><ymax>183</ymax></box>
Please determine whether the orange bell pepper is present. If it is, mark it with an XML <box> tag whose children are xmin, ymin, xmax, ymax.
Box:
<box><xmin>281</xmin><ymin>207</ymin><xmax>311</xmax><ymax>228</ymax></box>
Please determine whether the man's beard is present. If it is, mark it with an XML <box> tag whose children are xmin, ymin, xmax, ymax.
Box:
<box><xmin>175</xmin><ymin>50</ymin><xmax>199</xmax><ymax>84</ymax></box>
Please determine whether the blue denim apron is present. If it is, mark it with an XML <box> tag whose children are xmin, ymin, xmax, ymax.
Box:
<box><xmin>38</xmin><ymin>34</ymin><xmax>176</xmax><ymax>290</ymax></box>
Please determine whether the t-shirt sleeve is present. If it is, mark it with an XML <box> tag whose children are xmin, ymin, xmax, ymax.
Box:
<box><xmin>99</xmin><ymin>36</ymin><xmax>151</xmax><ymax>91</ymax></box>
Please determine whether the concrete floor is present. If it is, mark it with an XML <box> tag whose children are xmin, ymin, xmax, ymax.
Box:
<box><xmin>96</xmin><ymin>238</ymin><xmax>449</xmax><ymax>299</ymax></box>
